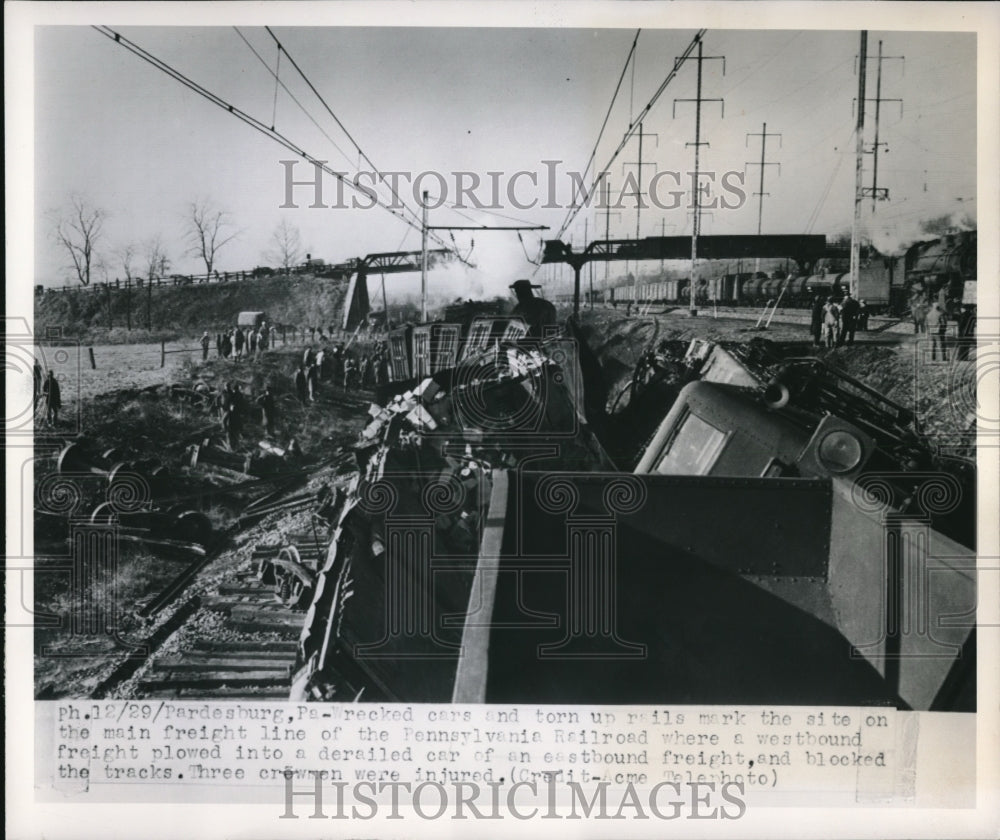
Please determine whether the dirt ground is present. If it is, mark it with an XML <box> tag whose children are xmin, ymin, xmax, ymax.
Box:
<box><xmin>33</xmin><ymin>338</ymin><xmax>375</xmax><ymax>698</ymax></box>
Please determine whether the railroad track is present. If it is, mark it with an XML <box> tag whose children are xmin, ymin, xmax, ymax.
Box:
<box><xmin>137</xmin><ymin>573</ymin><xmax>303</xmax><ymax>699</ymax></box>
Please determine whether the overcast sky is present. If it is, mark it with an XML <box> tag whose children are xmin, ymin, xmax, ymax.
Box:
<box><xmin>34</xmin><ymin>25</ymin><xmax>976</xmax><ymax>294</ymax></box>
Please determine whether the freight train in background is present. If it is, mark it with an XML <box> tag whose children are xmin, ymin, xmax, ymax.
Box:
<box><xmin>592</xmin><ymin>230</ymin><xmax>976</xmax><ymax>317</ymax></box>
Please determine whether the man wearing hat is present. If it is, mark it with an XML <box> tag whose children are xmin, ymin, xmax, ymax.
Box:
<box><xmin>509</xmin><ymin>279</ymin><xmax>557</xmax><ymax>339</ymax></box>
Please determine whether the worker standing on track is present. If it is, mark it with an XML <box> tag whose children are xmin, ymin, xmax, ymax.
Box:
<box><xmin>201</xmin><ymin>331</ymin><xmax>211</xmax><ymax>361</ymax></box>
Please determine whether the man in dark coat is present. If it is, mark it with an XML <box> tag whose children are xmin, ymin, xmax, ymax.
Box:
<box><xmin>838</xmin><ymin>292</ymin><xmax>861</xmax><ymax>346</ymax></box>
<box><xmin>294</xmin><ymin>365</ymin><xmax>309</xmax><ymax>405</ymax></box>
<box><xmin>43</xmin><ymin>370</ymin><xmax>61</xmax><ymax>426</ymax></box>
<box><xmin>256</xmin><ymin>385</ymin><xmax>278</xmax><ymax>436</ymax></box>
<box><xmin>510</xmin><ymin>279</ymin><xmax>557</xmax><ymax>339</ymax></box>
<box><xmin>33</xmin><ymin>360</ymin><xmax>43</xmax><ymax>411</ymax></box>
<box><xmin>809</xmin><ymin>295</ymin><xmax>825</xmax><ymax>347</ymax></box>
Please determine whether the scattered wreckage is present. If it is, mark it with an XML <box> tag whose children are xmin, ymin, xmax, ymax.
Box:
<box><xmin>285</xmin><ymin>317</ymin><xmax>976</xmax><ymax>711</ymax></box>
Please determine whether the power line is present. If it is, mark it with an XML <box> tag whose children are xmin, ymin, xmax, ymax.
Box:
<box><xmin>93</xmin><ymin>26</ymin><xmax>462</xmax><ymax>261</ymax></box>
<box><xmin>546</xmin><ymin>28</ymin><xmax>707</xmax><ymax>258</ymax></box>
<box><xmin>720</xmin><ymin>31</ymin><xmax>804</xmax><ymax>97</ymax></box>
<box><xmin>233</xmin><ymin>27</ymin><xmax>356</xmax><ymax>170</ymax></box>
<box><xmin>551</xmin><ymin>29</ymin><xmax>641</xmax><ymax>244</ymax></box>
<box><xmin>739</xmin><ymin>54</ymin><xmax>853</xmax><ymax>120</ymax></box>
<box><xmin>263</xmin><ymin>27</ymin><xmax>427</xmax><ymax>233</ymax></box>
<box><xmin>804</xmin><ymin>131</ymin><xmax>853</xmax><ymax>234</ymax></box>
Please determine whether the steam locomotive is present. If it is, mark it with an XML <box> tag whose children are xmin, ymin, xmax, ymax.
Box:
<box><xmin>604</xmin><ymin>230</ymin><xmax>976</xmax><ymax>316</ymax></box>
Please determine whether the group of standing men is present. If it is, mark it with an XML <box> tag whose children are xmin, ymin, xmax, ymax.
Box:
<box><xmin>920</xmin><ymin>299</ymin><xmax>976</xmax><ymax>362</ymax></box>
<box><xmin>294</xmin><ymin>341</ymin><xmax>391</xmax><ymax>405</ymax></box>
<box><xmin>810</xmin><ymin>293</ymin><xmax>867</xmax><ymax>348</ymax></box>
<box><xmin>214</xmin><ymin>380</ymin><xmax>279</xmax><ymax>449</ymax></box>
<box><xmin>202</xmin><ymin>322</ymin><xmax>271</xmax><ymax>361</ymax></box>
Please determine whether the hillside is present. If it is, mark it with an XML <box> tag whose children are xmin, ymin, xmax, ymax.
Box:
<box><xmin>34</xmin><ymin>274</ymin><xmax>349</xmax><ymax>341</ymax></box>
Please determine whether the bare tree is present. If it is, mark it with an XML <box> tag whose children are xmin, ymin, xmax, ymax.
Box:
<box><xmin>52</xmin><ymin>195</ymin><xmax>105</xmax><ymax>286</ymax></box>
<box><xmin>117</xmin><ymin>242</ymin><xmax>138</xmax><ymax>284</ymax></box>
<box><xmin>185</xmin><ymin>199</ymin><xmax>240</xmax><ymax>276</ymax></box>
<box><xmin>144</xmin><ymin>236</ymin><xmax>170</xmax><ymax>282</ymax></box>
<box><xmin>266</xmin><ymin>219</ymin><xmax>303</xmax><ymax>275</ymax></box>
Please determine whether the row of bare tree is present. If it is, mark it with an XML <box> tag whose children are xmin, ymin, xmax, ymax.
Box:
<box><xmin>49</xmin><ymin>195</ymin><xmax>305</xmax><ymax>287</ymax></box>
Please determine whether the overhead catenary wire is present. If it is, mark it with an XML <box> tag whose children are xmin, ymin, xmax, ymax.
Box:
<box><xmin>517</xmin><ymin>231</ymin><xmax>540</xmax><ymax>265</ymax></box>
<box><xmin>738</xmin><ymin>54</ymin><xmax>854</xmax><ymax>121</ymax></box>
<box><xmin>547</xmin><ymin>28</ymin><xmax>707</xmax><ymax>254</ymax></box>
<box><xmin>719</xmin><ymin>30</ymin><xmax>804</xmax><ymax>98</ymax></box>
<box><xmin>263</xmin><ymin>26</ymin><xmax>427</xmax><ymax>234</ymax></box>
<box><xmin>551</xmin><ymin>29</ymin><xmax>641</xmax><ymax>244</ymax></box>
<box><xmin>93</xmin><ymin>25</ymin><xmax>464</xmax><ymax>262</ymax></box>
<box><xmin>270</xmin><ymin>40</ymin><xmax>281</xmax><ymax>129</ymax></box>
<box><xmin>804</xmin><ymin>129</ymin><xmax>854</xmax><ymax>234</ymax></box>
<box><xmin>233</xmin><ymin>27</ymin><xmax>356</xmax><ymax>170</ymax></box>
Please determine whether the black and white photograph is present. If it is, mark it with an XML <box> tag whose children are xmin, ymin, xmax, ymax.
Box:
<box><xmin>6</xmin><ymin>1</ymin><xmax>998</xmax><ymax>835</ymax></box>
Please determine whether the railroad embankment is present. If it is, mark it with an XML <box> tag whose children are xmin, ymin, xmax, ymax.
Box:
<box><xmin>34</xmin><ymin>274</ymin><xmax>349</xmax><ymax>342</ymax></box>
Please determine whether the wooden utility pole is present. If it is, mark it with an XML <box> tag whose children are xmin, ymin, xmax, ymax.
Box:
<box><xmin>850</xmin><ymin>31</ymin><xmax>868</xmax><ymax>299</ymax></box>
<box><xmin>420</xmin><ymin>190</ymin><xmax>429</xmax><ymax>323</ymax></box>
<box><xmin>861</xmin><ymin>40</ymin><xmax>904</xmax><ymax>211</ymax></box>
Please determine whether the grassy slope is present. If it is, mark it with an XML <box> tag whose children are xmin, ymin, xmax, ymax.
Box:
<box><xmin>34</xmin><ymin>274</ymin><xmax>349</xmax><ymax>341</ymax></box>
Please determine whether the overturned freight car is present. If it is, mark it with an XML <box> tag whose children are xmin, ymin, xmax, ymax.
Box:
<box><xmin>288</xmin><ymin>321</ymin><xmax>976</xmax><ymax>710</ymax></box>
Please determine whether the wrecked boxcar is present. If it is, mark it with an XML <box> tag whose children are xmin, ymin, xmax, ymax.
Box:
<box><xmin>288</xmin><ymin>321</ymin><xmax>976</xmax><ymax>711</ymax></box>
